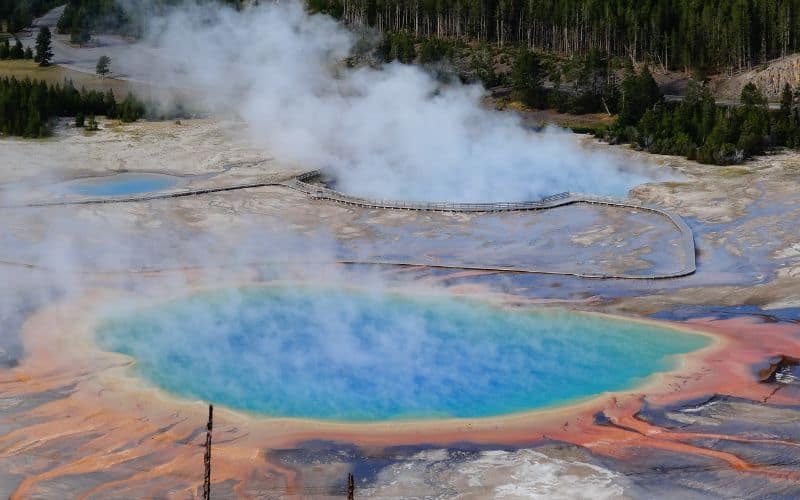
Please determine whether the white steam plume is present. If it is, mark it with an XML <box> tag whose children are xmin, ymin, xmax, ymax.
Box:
<box><xmin>128</xmin><ymin>0</ymin><xmax>670</xmax><ymax>202</ymax></box>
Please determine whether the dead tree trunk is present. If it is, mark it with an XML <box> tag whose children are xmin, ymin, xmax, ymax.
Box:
<box><xmin>203</xmin><ymin>405</ymin><xmax>213</xmax><ymax>499</ymax></box>
<box><xmin>347</xmin><ymin>472</ymin><xmax>355</xmax><ymax>500</ymax></box>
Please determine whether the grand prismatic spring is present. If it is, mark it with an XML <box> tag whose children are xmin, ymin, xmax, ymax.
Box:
<box><xmin>95</xmin><ymin>287</ymin><xmax>709</xmax><ymax>421</ymax></box>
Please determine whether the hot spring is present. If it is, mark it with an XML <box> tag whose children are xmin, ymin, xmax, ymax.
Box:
<box><xmin>63</xmin><ymin>173</ymin><xmax>181</xmax><ymax>197</ymax></box>
<box><xmin>95</xmin><ymin>287</ymin><xmax>709</xmax><ymax>421</ymax></box>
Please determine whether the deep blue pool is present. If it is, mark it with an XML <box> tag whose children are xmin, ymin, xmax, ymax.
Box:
<box><xmin>95</xmin><ymin>287</ymin><xmax>709</xmax><ymax>421</ymax></box>
<box><xmin>66</xmin><ymin>173</ymin><xmax>180</xmax><ymax>197</ymax></box>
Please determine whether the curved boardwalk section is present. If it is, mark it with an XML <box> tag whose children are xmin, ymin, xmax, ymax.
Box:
<box><xmin>284</xmin><ymin>170</ymin><xmax>696</xmax><ymax>279</ymax></box>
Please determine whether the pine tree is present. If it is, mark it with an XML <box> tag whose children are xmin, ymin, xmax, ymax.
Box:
<box><xmin>96</xmin><ymin>55</ymin><xmax>111</xmax><ymax>77</ymax></box>
<box><xmin>35</xmin><ymin>26</ymin><xmax>53</xmax><ymax>67</ymax></box>
<box><xmin>740</xmin><ymin>83</ymin><xmax>767</xmax><ymax>107</ymax></box>
<box><xmin>772</xmin><ymin>83</ymin><xmax>795</xmax><ymax>146</ymax></box>
<box><xmin>10</xmin><ymin>39</ymin><xmax>24</xmax><ymax>59</ymax></box>
<box><xmin>619</xmin><ymin>66</ymin><xmax>662</xmax><ymax>127</ymax></box>
<box><xmin>70</xmin><ymin>18</ymin><xmax>91</xmax><ymax>45</ymax></box>
<box><xmin>511</xmin><ymin>50</ymin><xmax>544</xmax><ymax>107</ymax></box>
<box><xmin>781</xmin><ymin>83</ymin><xmax>794</xmax><ymax>117</ymax></box>
<box><xmin>119</xmin><ymin>94</ymin><xmax>144</xmax><ymax>122</ymax></box>
<box><xmin>105</xmin><ymin>89</ymin><xmax>117</xmax><ymax>118</ymax></box>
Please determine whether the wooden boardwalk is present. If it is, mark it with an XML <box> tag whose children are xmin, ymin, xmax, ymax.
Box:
<box><xmin>3</xmin><ymin>169</ymin><xmax>697</xmax><ymax>279</ymax></box>
<box><xmin>284</xmin><ymin>170</ymin><xmax>697</xmax><ymax>279</ymax></box>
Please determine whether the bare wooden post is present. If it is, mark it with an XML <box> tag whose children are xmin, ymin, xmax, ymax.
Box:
<box><xmin>203</xmin><ymin>404</ymin><xmax>213</xmax><ymax>499</ymax></box>
<box><xmin>347</xmin><ymin>472</ymin><xmax>355</xmax><ymax>500</ymax></box>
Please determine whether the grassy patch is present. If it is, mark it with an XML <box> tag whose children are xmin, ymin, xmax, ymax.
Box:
<box><xmin>0</xmin><ymin>59</ymin><xmax>65</xmax><ymax>79</ymax></box>
<box><xmin>562</xmin><ymin>122</ymin><xmax>608</xmax><ymax>135</ymax></box>
<box><xmin>717</xmin><ymin>166</ymin><xmax>751</xmax><ymax>178</ymax></box>
<box><xmin>0</xmin><ymin>59</ymin><xmax>135</xmax><ymax>97</ymax></box>
<box><xmin>660</xmin><ymin>181</ymin><xmax>692</xmax><ymax>195</ymax></box>
<box><xmin>661</xmin><ymin>181</ymin><xmax>690</xmax><ymax>190</ymax></box>
<box><xmin>516</xmin><ymin>106</ymin><xmax>613</xmax><ymax>132</ymax></box>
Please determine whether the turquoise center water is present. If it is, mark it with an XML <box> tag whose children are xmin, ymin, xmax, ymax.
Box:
<box><xmin>95</xmin><ymin>287</ymin><xmax>709</xmax><ymax>421</ymax></box>
<box><xmin>67</xmin><ymin>173</ymin><xmax>180</xmax><ymax>197</ymax></box>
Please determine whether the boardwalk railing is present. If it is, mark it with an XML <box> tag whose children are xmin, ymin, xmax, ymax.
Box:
<box><xmin>284</xmin><ymin>170</ymin><xmax>697</xmax><ymax>279</ymax></box>
<box><xmin>286</xmin><ymin>173</ymin><xmax>573</xmax><ymax>213</ymax></box>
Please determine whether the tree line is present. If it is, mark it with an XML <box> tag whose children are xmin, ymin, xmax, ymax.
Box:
<box><xmin>43</xmin><ymin>0</ymin><xmax>800</xmax><ymax>72</ymax></box>
<box><xmin>606</xmin><ymin>69</ymin><xmax>800</xmax><ymax>164</ymax></box>
<box><xmin>57</xmin><ymin>0</ymin><xmax>129</xmax><ymax>43</ymax></box>
<box><xmin>322</xmin><ymin>0</ymin><xmax>800</xmax><ymax>72</ymax></box>
<box><xmin>48</xmin><ymin>0</ymin><xmax>800</xmax><ymax>72</ymax></box>
<box><xmin>378</xmin><ymin>32</ymin><xmax>800</xmax><ymax>160</ymax></box>
<box><xmin>479</xmin><ymin>44</ymin><xmax>800</xmax><ymax>163</ymax></box>
<box><xmin>0</xmin><ymin>76</ymin><xmax>145</xmax><ymax>137</ymax></box>
<box><xmin>8</xmin><ymin>0</ymin><xmax>800</xmax><ymax>73</ymax></box>
<box><xmin>0</xmin><ymin>0</ymin><xmax>60</xmax><ymax>33</ymax></box>
<box><xmin>377</xmin><ymin>34</ymin><xmax>619</xmax><ymax>115</ymax></box>
<box><xmin>0</xmin><ymin>37</ymin><xmax>33</xmax><ymax>60</ymax></box>
<box><xmin>1</xmin><ymin>26</ymin><xmax>54</xmax><ymax>65</ymax></box>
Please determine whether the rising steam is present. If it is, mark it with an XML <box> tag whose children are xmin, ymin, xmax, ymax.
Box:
<box><xmin>132</xmin><ymin>0</ymin><xmax>669</xmax><ymax>202</ymax></box>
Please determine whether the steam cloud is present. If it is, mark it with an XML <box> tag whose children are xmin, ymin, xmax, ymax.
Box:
<box><xmin>0</xmin><ymin>5</ymin><xmax>672</xmax><ymax>494</ymax></box>
<box><xmin>133</xmin><ymin>0</ymin><xmax>669</xmax><ymax>202</ymax></box>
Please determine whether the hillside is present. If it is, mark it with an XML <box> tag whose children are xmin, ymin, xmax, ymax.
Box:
<box><xmin>714</xmin><ymin>55</ymin><xmax>800</xmax><ymax>102</ymax></box>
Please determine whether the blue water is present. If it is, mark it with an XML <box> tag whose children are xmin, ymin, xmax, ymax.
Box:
<box><xmin>67</xmin><ymin>173</ymin><xmax>180</xmax><ymax>197</ymax></box>
<box><xmin>95</xmin><ymin>287</ymin><xmax>709</xmax><ymax>421</ymax></box>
